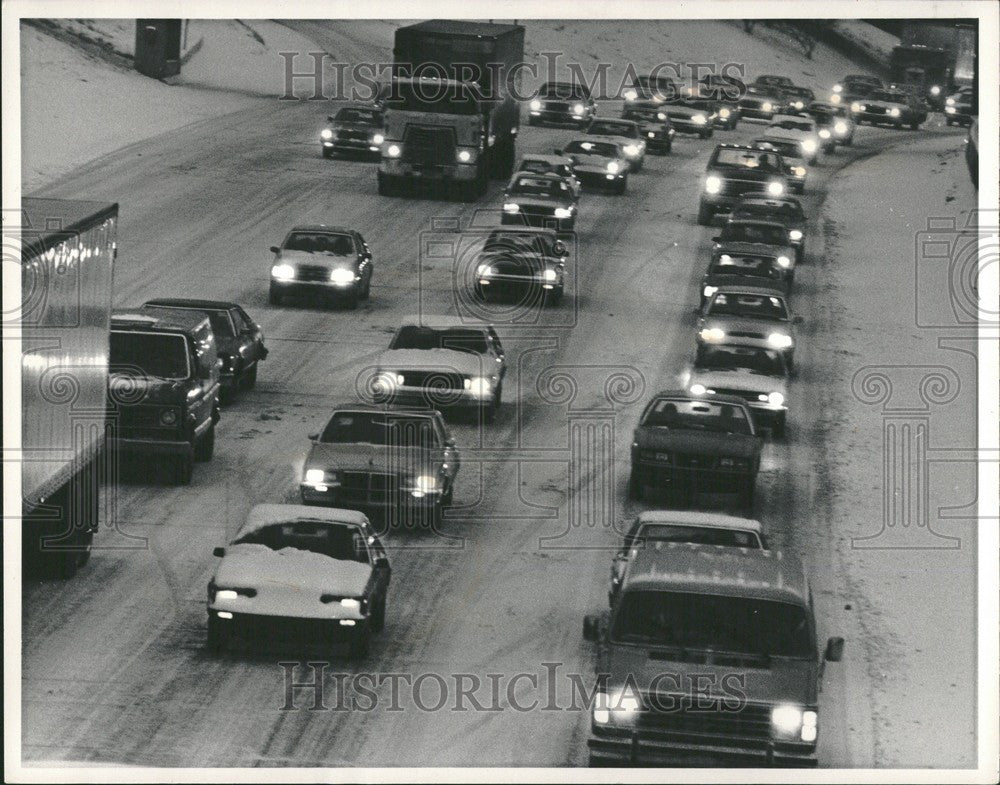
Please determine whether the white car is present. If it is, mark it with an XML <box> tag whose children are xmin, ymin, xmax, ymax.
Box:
<box><xmin>585</xmin><ymin>118</ymin><xmax>647</xmax><ymax>171</ymax></box>
<box><xmin>765</xmin><ymin>114</ymin><xmax>821</xmax><ymax>164</ymax></box>
<box><xmin>207</xmin><ymin>504</ymin><xmax>391</xmax><ymax>658</ymax></box>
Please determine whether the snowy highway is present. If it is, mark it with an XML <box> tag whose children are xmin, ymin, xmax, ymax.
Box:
<box><xmin>18</xmin><ymin>20</ymin><xmax>981</xmax><ymax>770</ymax></box>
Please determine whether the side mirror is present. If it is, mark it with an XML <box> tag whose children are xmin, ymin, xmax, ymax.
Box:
<box><xmin>213</xmin><ymin>546</ymin><xmax>225</xmax><ymax>558</ymax></box>
<box><xmin>583</xmin><ymin>613</ymin><xmax>602</xmax><ymax>642</ymax></box>
<box><xmin>269</xmin><ymin>245</ymin><xmax>280</xmax><ymax>254</ymax></box>
<box><xmin>793</xmin><ymin>315</ymin><xmax>804</xmax><ymax>324</ymax></box>
<box><xmin>308</xmin><ymin>432</ymin><xmax>319</xmax><ymax>441</ymax></box>
<box><xmin>824</xmin><ymin>636</ymin><xmax>845</xmax><ymax>662</ymax></box>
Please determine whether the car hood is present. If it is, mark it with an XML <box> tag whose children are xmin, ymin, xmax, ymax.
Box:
<box><xmin>306</xmin><ymin>441</ymin><xmax>444</xmax><ymax>474</ymax></box>
<box><xmin>689</xmin><ymin>369</ymin><xmax>788</xmax><ymax>396</ymax></box>
<box><xmin>108</xmin><ymin>372</ymin><xmax>196</xmax><ymax>405</ymax></box>
<box><xmin>634</xmin><ymin>426</ymin><xmax>760</xmax><ymax>458</ymax></box>
<box><xmin>278</xmin><ymin>249</ymin><xmax>354</xmax><ymax>268</ymax></box>
<box><xmin>375</xmin><ymin>348</ymin><xmax>485</xmax><ymax>376</ymax></box>
<box><xmin>602</xmin><ymin>644</ymin><xmax>817</xmax><ymax>705</ymax></box>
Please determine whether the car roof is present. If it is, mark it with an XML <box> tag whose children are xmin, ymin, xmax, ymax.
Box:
<box><xmin>111</xmin><ymin>307</ymin><xmax>208</xmax><ymax>332</ymax></box>
<box><xmin>236</xmin><ymin>503</ymin><xmax>371</xmax><ymax>540</ymax></box>
<box><xmin>635</xmin><ymin>510</ymin><xmax>763</xmax><ymax>533</ymax></box>
<box><xmin>622</xmin><ymin>543</ymin><xmax>809</xmax><ymax>605</ymax></box>
<box><xmin>144</xmin><ymin>298</ymin><xmax>240</xmax><ymax>311</ymax></box>
<box><xmin>398</xmin><ymin>314</ymin><xmax>492</xmax><ymax>330</ymax></box>
<box><xmin>287</xmin><ymin>225</ymin><xmax>357</xmax><ymax>235</ymax></box>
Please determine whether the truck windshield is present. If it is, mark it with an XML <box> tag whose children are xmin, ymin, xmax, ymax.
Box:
<box><xmin>612</xmin><ymin>590</ymin><xmax>813</xmax><ymax>657</ymax></box>
<box><xmin>384</xmin><ymin>81</ymin><xmax>480</xmax><ymax>115</ymax></box>
<box><xmin>110</xmin><ymin>332</ymin><xmax>190</xmax><ymax>380</ymax></box>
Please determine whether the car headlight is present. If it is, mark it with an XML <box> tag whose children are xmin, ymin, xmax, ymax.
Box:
<box><xmin>767</xmin><ymin>332</ymin><xmax>793</xmax><ymax>349</ymax></box>
<box><xmin>768</xmin><ymin>391</ymin><xmax>785</xmax><ymax>407</ymax></box>
<box><xmin>321</xmin><ymin>128</ymin><xmax>334</xmax><ymax>140</ymax></box>
<box><xmin>719</xmin><ymin>107</ymin><xmax>730</xmax><ymax>118</ymax></box>
<box><xmin>889</xmin><ymin>107</ymin><xmax>900</xmax><ymax>117</ymax></box>
<box><xmin>593</xmin><ymin>689</ymin><xmax>641</xmax><ymax>725</ymax></box>
<box><xmin>530</xmin><ymin>99</ymin><xmax>542</xmax><ymax>110</ymax></box>
<box><xmin>623</xmin><ymin>144</ymin><xmax>639</xmax><ymax>157</ymax></box>
<box><xmin>718</xmin><ymin>254</ymin><xmax>733</xmax><ymax>263</ymax></box>
<box><xmin>477</xmin><ymin>264</ymin><xmax>494</xmax><ymax>277</ymax></box>
<box><xmin>856</xmin><ymin>104</ymin><xmax>866</xmax><ymax>112</ymax></box>
<box><xmin>692</xmin><ymin>113</ymin><xmax>707</xmax><ymax>125</ymax></box>
<box><xmin>767</xmin><ymin>180</ymin><xmax>784</xmax><ymax>196</ymax></box>
<box><xmin>372</xmin><ymin>133</ymin><xmax>384</xmax><ymax>145</ymax></box>
<box><xmin>833</xmin><ymin>84</ymin><xmax>842</xmax><ymax>93</ymax></box>
<box><xmin>930</xmin><ymin>85</ymin><xmax>941</xmax><ymax>96</ymax></box>
<box><xmin>690</xmin><ymin>383</ymin><xmax>707</xmax><ymax>395</ymax></box>
<box><xmin>801</xmin><ymin>138</ymin><xmax>817</xmax><ymax>153</ymax></box>
<box><xmin>606</xmin><ymin>161</ymin><xmax>621</xmax><ymax>174</ymax></box>
<box><xmin>465</xmin><ymin>376</ymin><xmax>492</xmax><ymax>396</ymax></box>
<box><xmin>946</xmin><ymin>96</ymin><xmax>956</xmax><ymax>107</ymax></box>
<box><xmin>329</xmin><ymin>267</ymin><xmax>356</xmax><ymax>285</ymax></box>
<box><xmin>830</xmin><ymin>93</ymin><xmax>841</xmax><ymax>104</ymax></box>
<box><xmin>159</xmin><ymin>408</ymin><xmax>178</xmax><ymax>425</ymax></box>
<box><xmin>554</xmin><ymin>207</ymin><xmax>573</xmax><ymax>219</ymax></box>
<box><xmin>771</xmin><ymin>705</ymin><xmax>803</xmax><ymax>737</ymax></box>
<box><xmin>704</xmin><ymin>175</ymin><xmax>722</xmax><ymax>194</ymax></box>
<box><xmin>789</xmin><ymin>229</ymin><xmax>803</xmax><ymax>241</ymax></box>
<box><xmin>819</xmin><ymin>128</ymin><xmax>831</xmax><ymax>139</ymax></box>
<box><xmin>657</xmin><ymin>112</ymin><xmax>666</xmax><ymax>120</ymax></box>
<box><xmin>945</xmin><ymin>106</ymin><xmax>956</xmax><ymax>114</ymax></box>
<box><xmin>792</xmin><ymin>165</ymin><xmax>807</xmax><ymax>177</ymax></box>
<box><xmin>457</xmin><ymin>149</ymin><xmax>472</xmax><ymax>163</ymax></box>
<box><xmin>834</xmin><ymin>121</ymin><xmax>847</xmax><ymax>134</ymax></box>
<box><xmin>543</xmin><ymin>268</ymin><xmax>559</xmax><ymax>282</ymax></box>
<box><xmin>648</xmin><ymin>131</ymin><xmax>656</xmax><ymax>138</ymax></box>
<box><xmin>700</xmin><ymin>327</ymin><xmax>725</xmax><ymax>342</ymax></box>
<box><xmin>702</xmin><ymin>285</ymin><xmax>718</xmax><ymax>299</ymax></box>
<box><xmin>762</xmin><ymin>101</ymin><xmax>773</xmax><ymax>112</ymax></box>
<box><xmin>623</xmin><ymin>88</ymin><xmax>638</xmax><ymax>101</ymax></box>
<box><xmin>503</xmin><ymin>202</ymin><xmax>520</xmax><ymax>213</ymax></box>
<box><xmin>304</xmin><ymin>468</ymin><xmax>326</xmax><ymax>485</ymax></box>
<box><xmin>776</xmin><ymin>255</ymin><xmax>792</xmax><ymax>268</ymax></box>
<box><xmin>271</xmin><ymin>263</ymin><xmax>294</xmax><ymax>281</ymax></box>
<box><xmin>413</xmin><ymin>475</ymin><xmax>438</xmax><ymax>493</ymax></box>
<box><xmin>572</xmin><ymin>103</ymin><xmax>585</xmax><ymax>115</ymax></box>
<box><xmin>851</xmin><ymin>102</ymin><xmax>862</xmax><ymax>113</ymax></box>
<box><xmin>386</xmin><ymin>143</ymin><xmax>401</xmax><ymax>157</ymax></box>
<box><xmin>719</xmin><ymin>457</ymin><xmax>749</xmax><ymax>469</ymax></box>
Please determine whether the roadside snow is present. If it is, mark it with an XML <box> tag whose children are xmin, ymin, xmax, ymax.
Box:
<box><xmin>829</xmin><ymin>20</ymin><xmax>900</xmax><ymax>68</ymax></box>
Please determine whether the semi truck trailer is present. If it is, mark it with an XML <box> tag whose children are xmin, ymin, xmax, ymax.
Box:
<box><xmin>377</xmin><ymin>20</ymin><xmax>525</xmax><ymax>200</ymax></box>
<box><xmin>19</xmin><ymin>198</ymin><xmax>117</xmax><ymax>577</ymax></box>
<box><xmin>891</xmin><ymin>21</ymin><xmax>977</xmax><ymax>108</ymax></box>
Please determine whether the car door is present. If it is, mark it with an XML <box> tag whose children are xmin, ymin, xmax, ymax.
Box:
<box><xmin>357</xmin><ymin>234</ymin><xmax>373</xmax><ymax>285</ymax></box>
<box><xmin>232</xmin><ymin>306</ymin><xmax>267</xmax><ymax>362</ymax></box>
<box><xmin>436</xmin><ymin>414</ymin><xmax>460</xmax><ymax>481</ymax></box>
<box><xmin>368</xmin><ymin>533</ymin><xmax>391</xmax><ymax>601</ymax></box>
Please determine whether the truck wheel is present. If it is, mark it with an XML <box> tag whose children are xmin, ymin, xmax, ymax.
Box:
<box><xmin>697</xmin><ymin>201</ymin><xmax>714</xmax><ymax>226</ymax></box>
<box><xmin>195</xmin><ymin>425</ymin><xmax>215</xmax><ymax>462</ymax></box>
<box><xmin>173</xmin><ymin>453</ymin><xmax>194</xmax><ymax>485</ymax></box>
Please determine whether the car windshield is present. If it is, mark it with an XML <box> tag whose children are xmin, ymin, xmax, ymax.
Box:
<box><xmin>626</xmin><ymin>524</ymin><xmax>763</xmax><ymax>549</ymax></box>
<box><xmin>233</xmin><ymin>521</ymin><xmax>369</xmax><ymax>562</ymax></box>
<box><xmin>708</xmin><ymin>258</ymin><xmax>782</xmax><ymax>281</ymax></box>
<box><xmin>707</xmin><ymin>292</ymin><xmax>790</xmax><ymax>320</ymax></box>
<box><xmin>810</xmin><ymin>112</ymin><xmax>833</xmax><ymax>125</ymax></box>
<box><xmin>335</xmin><ymin>107</ymin><xmax>381</xmax><ymax>125</ymax></box>
<box><xmin>712</xmin><ymin>148</ymin><xmax>782</xmax><ymax>171</ymax></box>
<box><xmin>756</xmin><ymin>138</ymin><xmax>802</xmax><ymax>159</ymax></box>
<box><xmin>564</xmin><ymin>140</ymin><xmax>618</xmax><ymax>157</ymax></box>
<box><xmin>721</xmin><ymin>223</ymin><xmax>788</xmax><ymax>245</ymax></box>
<box><xmin>871</xmin><ymin>91</ymin><xmax>906</xmax><ymax>102</ymax></box>
<box><xmin>757</xmin><ymin>76</ymin><xmax>792</xmax><ymax>87</ymax></box>
<box><xmin>641</xmin><ymin>397</ymin><xmax>753</xmax><ymax>436</ymax></box>
<box><xmin>284</xmin><ymin>232</ymin><xmax>354</xmax><ymax>255</ymax></box>
<box><xmin>538</xmin><ymin>82</ymin><xmax>590</xmax><ymax>100</ymax></box>
<box><xmin>771</xmin><ymin>119</ymin><xmax>813</xmax><ymax>132</ymax></box>
<box><xmin>110</xmin><ymin>331</ymin><xmax>190</xmax><ymax>379</ymax></box>
<box><xmin>391</xmin><ymin>325</ymin><xmax>489</xmax><ymax>354</ymax></box>
<box><xmin>612</xmin><ymin>590</ymin><xmax>813</xmax><ymax>657</ymax></box>
<box><xmin>384</xmin><ymin>80</ymin><xmax>480</xmax><ymax>114</ymax></box>
<box><xmin>485</xmin><ymin>232</ymin><xmax>561</xmax><ymax>258</ymax></box>
<box><xmin>786</xmin><ymin>88</ymin><xmax>813</xmax><ymax>99</ymax></box>
<box><xmin>733</xmin><ymin>201</ymin><xmax>803</xmax><ymax>220</ymax></box>
<box><xmin>510</xmin><ymin>176</ymin><xmax>567</xmax><ymax>198</ymax></box>
<box><xmin>695</xmin><ymin>345</ymin><xmax>787</xmax><ymax>375</ymax></box>
<box><xmin>320</xmin><ymin>412</ymin><xmax>439</xmax><ymax>447</ymax></box>
<box><xmin>588</xmin><ymin>121</ymin><xmax>636</xmax><ymax>137</ymax></box>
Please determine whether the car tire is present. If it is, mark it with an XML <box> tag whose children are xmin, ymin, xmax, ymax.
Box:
<box><xmin>206</xmin><ymin>616</ymin><xmax>227</xmax><ymax>653</ymax></box>
<box><xmin>194</xmin><ymin>425</ymin><xmax>215</xmax><ymax>462</ymax></box>
<box><xmin>342</xmin><ymin>290</ymin><xmax>359</xmax><ymax>310</ymax></box>
<box><xmin>627</xmin><ymin>471</ymin><xmax>643</xmax><ymax>501</ymax></box>
<box><xmin>664</xmin><ymin>139</ymin><xmax>672</xmax><ymax>154</ymax></box>
<box><xmin>377</xmin><ymin>171</ymin><xmax>396</xmax><ymax>197</ymax></box>
<box><xmin>442</xmin><ymin>483</ymin><xmax>454</xmax><ymax>507</ymax></box>
<box><xmin>614</xmin><ymin>175</ymin><xmax>627</xmax><ymax>195</ymax></box>
<box><xmin>773</xmin><ymin>413</ymin><xmax>787</xmax><ymax>440</ymax></box>
<box><xmin>909</xmin><ymin>121</ymin><xmax>920</xmax><ymax>130</ymax></box>
<box><xmin>322</xmin><ymin>147</ymin><xmax>332</xmax><ymax>159</ymax></box>
<box><xmin>173</xmin><ymin>453</ymin><xmax>194</xmax><ymax>485</ymax></box>
<box><xmin>528</xmin><ymin>116</ymin><xmax>538</xmax><ymax>126</ymax></box>
<box><xmin>795</xmin><ymin>245</ymin><xmax>805</xmax><ymax>264</ymax></box>
<box><xmin>697</xmin><ymin>201</ymin><xmax>714</xmax><ymax>226</ymax></box>
<box><xmin>361</xmin><ymin>273</ymin><xmax>372</xmax><ymax>300</ymax></box>
<box><xmin>242</xmin><ymin>364</ymin><xmax>258</xmax><ymax>389</ymax></box>
<box><xmin>348</xmin><ymin>626</ymin><xmax>371</xmax><ymax>660</ymax></box>
<box><xmin>371</xmin><ymin>597</ymin><xmax>386</xmax><ymax>633</ymax></box>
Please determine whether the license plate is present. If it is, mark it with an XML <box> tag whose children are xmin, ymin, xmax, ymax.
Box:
<box><xmin>655</xmin><ymin>452</ymin><xmax>672</xmax><ymax>461</ymax></box>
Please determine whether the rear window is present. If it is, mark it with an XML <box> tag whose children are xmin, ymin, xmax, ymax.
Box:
<box><xmin>695</xmin><ymin>345</ymin><xmax>787</xmax><ymax>376</ymax></box>
<box><xmin>234</xmin><ymin>521</ymin><xmax>369</xmax><ymax>562</ymax></box>
<box><xmin>627</xmin><ymin>524</ymin><xmax>763</xmax><ymax>549</ymax></box>
<box><xmin>721</xmin><ymin>222</ymin><xmax>789</xmax><ymax>245</ymax></box>
<box><xmin>110</xmin><ymin>331</ymin><xmax>190</xmax><ymax>380</ymax></box>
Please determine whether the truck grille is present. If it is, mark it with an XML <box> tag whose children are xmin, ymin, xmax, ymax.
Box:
<box><xmin>718</xmin><ymin>177</ymin><xmax>769</xmax><ymax>197</ymax></box>
<box><xmin>674</xmin><ymin>453</ymin><xmax>720</xmax><ymax>469</ymax></box>
<box><xmin>403</xmin><ymin>126</ymin><xmax>456</xmax><ymax>165</ymax></box>
<box><xmin>296</xmin><ymin>264</ymin><xmax>330</xmax><ymax>282</ymax></box>
<box><xmin>637</xmin><ymin>695</ymin><xmax>774</xmax><ymax>741</ymax></box>
<box><xmin>106</xmin><ymin>404</ymin><xmax>181</xmax><ymax>440</ymax></box>
<box><xmin>337</xmin><ymin>129</ymin><xmax>369</xmax><ymax>142</ymax></box>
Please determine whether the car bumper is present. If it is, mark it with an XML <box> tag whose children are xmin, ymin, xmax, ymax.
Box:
<box><xmin>575</xmin><ymin>169</ymin><xmax>626</xmax><ymax>187</ymax></box>
<box><xmin>270</xmin><ymin>279</ymin><xmax>362</xmax><ymax>296</ymax></box>
<box><xmin>529</xmin><ymin>108</ymin><xmax>592</xmax><ymax>125</ymax></box>
<box><xmin>208</xmin><ymin>609</ymin><xmax>369</xmax><ymax>643</ymax></box>
<box><xmin>300</xmin><ymin>482</ymin><xmax>444</xmax><ymax>509</ymax></box>
<box><xmin>475</xmin><ymin>277</ymin><xmax>562</xmax><ymax>299</ymax></box>
<box><xmin>588</xmin><ymin>730</ymin><xmax>816</xmax><ymax>767</ymax></box>
<box><xmin>106</xmin><ymin>436</ymin><xmax>193</xmax><ymax>456</ymax></box>
<box><xmin>324</xmin><ymin>139</ymin><xmax>381</xmax><ymax>155</ymax></box>
<box><xmin>381</xmin><ymin>160</ymin><xmax>479</xmax><ymax>182</ymax></box>
<box><xmin>670</xmin><ymin>120</ymin><xmax>711</xmax><ymax>135</ymax></box>
<box><xmin>500</xmin><ymin>212</ymin><xmax>574</xmax><ymax>231</ymax></box>
<box><xmin>371</xmin><ymin>386</ymin><xmax>491</xmax><ymax>409</ymax></box>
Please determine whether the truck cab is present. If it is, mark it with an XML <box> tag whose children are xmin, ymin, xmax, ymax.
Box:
<box><xmin>108</xmin><ymin>307</ymin><xmax>221</xmax><ymax>484</ymax></box>
<box><xmin>584</xmin><ymin>544</ymin><xmax>844</xmax><ymax>767</ymax></box>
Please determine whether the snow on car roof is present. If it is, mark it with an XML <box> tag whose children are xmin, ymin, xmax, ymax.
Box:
<box><xmin>397</xmin><ymin>314</ymin><xmax>492</xmax><ymax>330</ymax></box>
<box><xmin>236</xmin><ymin>503</ymin><xmax>370</xmax><ymax>540</ymax></box>
<box><xmin>636</xmin><ymin>510</ymin><xmax>763</xmax><ymax>532</ymax></box>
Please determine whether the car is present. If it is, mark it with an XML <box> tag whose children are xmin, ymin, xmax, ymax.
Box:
<box><xmin>108</xmin><ymin>308</ymin><xmax>221</xmax><ymax>484</ymax></box>
<box><xmin>585</xmin><ymin>118</ymin><xmax>646</xmax><ymax>171</ymax></box>
<box><xmin>663</xmin><ymin>102</ymin><xmax>715</xmax><ymax>139</ymax></box>
<box><xmin>513</xmin><ymin>154</ymin><xmax>582</xmax><ymax>199</ymax></box>
<box><xmin>804</xmin><ymin>107</ymin><xmax>839</xmax><ymax>152</ymax></box>
<box><xmin>686</xmin><ymin>344</ymin><xmax>791</xmax><ymax>437</ymax></box>
<box><xmin>583</xmin><ymin>545</ymin><xmax>844</xmax><ymax>767</ymax></box>
<box><xmin>831</xmin><ymin>74</ymin><xmax>883</xmax><ymax>103</ymax></box>
<box><xmin>730</xmin><ymin>196</ymin><xmax>808</xmax><ymax>262</ymax></box>
<box><xmin>300</xmin><ymin>407</ymin><xmax>459</xmax><ymax>526</ymax></box>
<box><xmin>752</xmin><ymin>74</ymin><xmax>796</xmax><ymax>93</ymax></box>
<box><xmin>528</xmin><ymin>81</ymin><xmax>597</xmax><ymax>126</ymax></box>
<box><xmin>809</xmin><ymin>101</ymin><xmax>855</xmax><ymax>146</ymax></box>
<box><xmin>472</xmin><ymin>227</ymin><xmax>567</xmax><ymax>305</ymax></box>
<box><xmin>697</xmin><ymin>284</ymin><xmax>801</xmax><ymax>370</ymax></box>
<box><xmin>502</xmin><ymin>172</ymin><xmax>578</xmax><ymax>231</ymax></box>
<box><xmin>608</xmin><ymin>510</ymin><xmax>767</xmax><ymax>602</ymax></box>
<box><xmin>751</xmin><ymin>138</ymin><xmax>808</xmax><ymax>194</ymax></box>
<box><xmin>697</xmin><ymin>73</ymin><xmax>746</xmax><ymax>129</ymax></box>
<box><xmin>944</xmin><ymin>86</ymin><xmax>977</xmax><ymax>127</ymax></box>
<box><xmin>556</xmin><ymin>139</ymin><xmax>629</xmax><ymax>194</ymax></box>
<box><xmin>700</xmin><ymin>255</ymin><xmax>790</xmax><ymax>310</ymax></box>
<box><xmin>628</xmin><ymin>390</ymin><xmax>763</xmax><ymax>512</ymax></box>
<box><xmin>371</xmin><ymin>316</ymin><xmax>506</xmax><ymax>422</ymax></box>
<box><xmin>620</xmin><ymin>104</ymin><xmax>674</xmax><ymax>154</ymax></box>
<box><xmin>782</xmin><ymin>86</ymin><xmax>815</xmax><ymax>112</ymax></box>
<box><xmin>622</xmin><ymin>73</ymin><xmax>681</xmax><ymax>105</ymax></box>
<box><xmin>697</xmin><ymin>143</ymin><xmax>790</xmax><ymax>226</ymax></box>
<box><xmin>142</xmin><ymin>299</ymin><xmax>268</xmax><ymax>401</ymax></box>
<box><xmin>268</xmin><ymin>226</ymin><xmax>373</xmax><ymax>309</ymax></box>
<box><xmin>712</xmin><ymin>218</ymin><xmax>798</xmax><ymax>281</ymax></box>
<box><xmin>320</xmin><ymin>104</ymin><xmax>384</xmax><ymax>159</ymax></box>
<box><xmin>739</xmin><ymin>85</ymin><xmax>785</xmax><ymax>121</ymax></box>
<box><xmin>765</xmin><ymin>114</ymin><xmax>821</xmax><ymax>164</ymax></box>
<box><xmin>852</xmin><ymin>88</ymin><xmax>927</xmax><ymax>129</ymax></box>
<box><xmin>207</xmin><ymin>504</ymin><xmax>391</xmax><ymax>658</ymax></box>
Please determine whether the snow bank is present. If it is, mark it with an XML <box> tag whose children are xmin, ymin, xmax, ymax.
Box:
<box><xmin>828</xmin><ymin>20</ymin><xmax>900</xmax><ymax>68</ymax></box>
